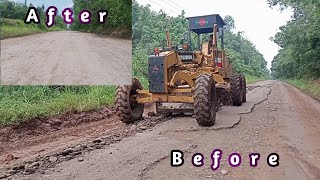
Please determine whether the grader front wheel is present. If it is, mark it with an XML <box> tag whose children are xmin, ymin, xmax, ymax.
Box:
<box><xmin>194</xmin><ymin>74</ymin><xmax>217</xmax><ymax>126</ymax></box>
<box><xmin>115</xmin><ymin>78</ymin><xmax>144</xmax><ymax>123</ymax></box>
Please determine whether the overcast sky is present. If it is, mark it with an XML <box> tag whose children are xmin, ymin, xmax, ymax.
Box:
<box><xmin>13</xmin><ymin>0</ymin><xmax>73</xmax><ymax>12</ymax></box>
<box><xmin>137</xmin><ymin>0</ymin><xmax>293</xmax><ymax>69</ymax></box>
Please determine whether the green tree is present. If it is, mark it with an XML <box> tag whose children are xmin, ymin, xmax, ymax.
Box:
<box><xmin>70</xmin><ymin>0</ymin><xmax>131</xmax><ymax>37</ymax></box>
<box><xmin>0</xmin><ymin>0</ymin><xmax>66</xmax><ymax>30</ymax></box>
<box><xmin>268</xmin><ymin>0</ymin><xmax>320</xmax><ymax>79</ymax></box>
<box><xmin>132</xmin><ymin>0</ymin><xmax>269</xmax><ymax>86</ymax></box>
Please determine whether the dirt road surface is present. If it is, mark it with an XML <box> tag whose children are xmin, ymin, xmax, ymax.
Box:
<box><xmin>1</xmin><ymin>31</ymin><xmax>132</xmax><ymax>85</ymax></box>
<box><xmin>1</xmin><ymin>80</ymin><xmax>320</xmax><ymax>179</ymax></box>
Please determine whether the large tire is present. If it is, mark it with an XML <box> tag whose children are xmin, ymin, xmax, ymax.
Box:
<box><xmin>115</xmin><ymin>78</ymin><xmax>144</xmax><ymax>123</ymax></box>
<box><xmin>193</xmin><ymin>73</ymin><xmax>217</xmax><ymax>126</ymax></box>
<box><xmin>240</xmin><ymin>74</ymin><xmax>247</xmax><ymax>103</ymax></box>
<box><xmin>231</xmin><ymin>74</ymin><xmax>243</xmax><ymax>106</ymax></box>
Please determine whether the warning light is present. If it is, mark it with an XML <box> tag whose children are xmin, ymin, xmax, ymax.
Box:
<box><xmin>154</xmin><ymin>47</ymin><xmax>159</xmax><ymax>56</ymax></box>
<box><xmin>217</xmin><ymin>58</ymin><xmax>223</xmax><ymax>67</ymax></box>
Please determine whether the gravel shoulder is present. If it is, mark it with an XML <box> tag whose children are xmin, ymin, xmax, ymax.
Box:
<box><xmin>0</xmin><ymin>31</ymin><xmax>132</xmax><ymax>85</ymax></box>
<box><xmin>1</xmin><ymin>80</ymin><xmax>320</xmax><ymax>179</ymax></box>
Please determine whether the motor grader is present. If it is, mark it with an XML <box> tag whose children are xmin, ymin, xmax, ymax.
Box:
<box><xmin>115</xmin><ymin>14</ymin><xmax>246</xmax><ymax>126</ymax></box>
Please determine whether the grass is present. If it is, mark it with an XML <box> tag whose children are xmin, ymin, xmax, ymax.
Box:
<box><xmin>0</xmin><ymin>74</ymin><xmax>270</xmax><ymax>126</ymax></box>
<box><xmin>1</xmin><ymin>18</ymin><xmax>65</xmax><ymax>39</ymax></box>
<box><xmin>246</xmin><ymin>74</ymin><xmax>269</xmax><ymax>84</ymax></box>
<box><xmin>74</xmin><ymin>25</ymin><xmax>131</xmax><ymax>39</ymax></box>
<box><xmin>0</xmin><ymin>86</ymin><xmax>116</xmax><ymax>126</ymax></box>
<box><xmin>1</xmin><ymin>25</ymin><xmax>42</xmax><ymax>39</ymax></box>
<box><xmin>284</xmin><ymin>79</ymin><xmax>320</xmax><ymax>100</ymax></box>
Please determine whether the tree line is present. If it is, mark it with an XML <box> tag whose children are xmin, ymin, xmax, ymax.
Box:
<box><xmin>132</xmin><ymin>0</ymin><xmax>269</xmax><ymax>85</ymax></box>
<box><xmin>0</xmin><ymin>0</ymin><xmax>132</xmax><ymax>37</ymax></box>
<box><xmin>70</xmin><ymin>0</ymin><xmax>131</xmax><ymax>37</ymax></box>
<box><xmin>0</xmin><ymin>0</ymin><xmax>66</xmax><ymax>30</ymax></box>
<box><xmin>269</xmin><ymin>0</ymin><xmax>320</xmax><ymax>79</ymax></box>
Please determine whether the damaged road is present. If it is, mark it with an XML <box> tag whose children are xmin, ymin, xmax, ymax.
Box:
<box><xmin>1</xmin><ymin>80</ymin><xmax>320</xmax><ymax>180</ymax></box>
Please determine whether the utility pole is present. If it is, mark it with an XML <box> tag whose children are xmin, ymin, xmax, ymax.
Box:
<box><xmin>25</xmin><ymin>0</ymin><xmax>27</xmax><ymax>7</ymax></box>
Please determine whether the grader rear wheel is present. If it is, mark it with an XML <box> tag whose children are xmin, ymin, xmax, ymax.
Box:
<box><xmin>240</xmin><ymin>74</ymin><xmax>247</xmax><ymax>103</ymax></box>
<box><xmin>193</xmin><ymin>73</ymin><xmax>217</xmax><ymax>126</ymax></box>
<box><xmin>231</xmin><ymin>74</ymin><xmax>243</xmax><ymax>106</ymax></box>
<box><xmin>115</xmin><ymin>78</ymin><xmax>144</xmax><ymax>123</ymax></box>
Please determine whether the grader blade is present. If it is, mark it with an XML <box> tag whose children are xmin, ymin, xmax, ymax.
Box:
<box><xmin>156</xmin><ymin>103</ymin><xmax>194</xmax><ymax>114</ymax></box>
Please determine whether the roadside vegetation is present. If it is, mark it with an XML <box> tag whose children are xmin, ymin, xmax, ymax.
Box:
<box><xmin>0</xmin><ymin>86</ymin><xmax>115</xmax><ymax>126</ymax></box>
<box><xmin>246</xmin><ymin>75</ymin><xmax>269</xmax><ymax>84</ymax></box>
<box><xmin>132</xmin><ymin>0</ymin><xmax>270</xmax><ymax>87</ymax></box>
<box><xmin>268</xmin><ymin>0</ymin><xmax>320</xmax><ymax>97</ymax></box>
<box><xmin>70</xmin><ymin>0</ymin><xmax>131</xmax><ymax>38</ymax></box>
<box><xmin>284</xmin><ymin>79</ymin><xmax>320</xmax><ymax>101</ymax></box>
<box><xmin>1</xmin><ymin>18</ymin><xmax>65</xmax><ymax>39</ymax></box>
<box><xmin>0</xmin><ymin>0</ymin><xmax>66</xmax><ymax>39</ymax></box>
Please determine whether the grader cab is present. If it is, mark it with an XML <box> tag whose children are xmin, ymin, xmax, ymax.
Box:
<box><xmin>115</xmin><ymin>14</ymin><xmax>246</xmax><ymax>126</ymax></box>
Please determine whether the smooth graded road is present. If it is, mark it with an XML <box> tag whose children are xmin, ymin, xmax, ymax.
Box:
<box><xmin>1</xmin><ymin>31</ymin><xmax>132</xmax><ymax>85</ymax></box>
<box><xmin>7</xmin><ymin>81</ymin><xmax>320</xmax><ymax>180</ymax></box>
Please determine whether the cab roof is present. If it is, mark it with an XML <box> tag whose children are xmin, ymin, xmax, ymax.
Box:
<box><xmin>186</xmin><ymin>14</ymin><xmax>226</xmax><ymax>34</ymax></box>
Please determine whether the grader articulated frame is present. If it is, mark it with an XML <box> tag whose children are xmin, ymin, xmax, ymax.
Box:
<box><xmin>115</xmin><ymin>14</ymin><xmax>246</xmax><ymax>126</ymax></box>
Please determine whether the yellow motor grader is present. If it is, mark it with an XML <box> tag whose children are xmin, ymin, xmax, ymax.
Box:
<box><xmin>115</xmin><ymin>14</ymin><xmax>246</xmax><ymax>126</ymax></box>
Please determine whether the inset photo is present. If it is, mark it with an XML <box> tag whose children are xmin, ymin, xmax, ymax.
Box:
<box><xmin>0</xmin><ymin>0</ymin><xmax>132</xmax><ymax>85</ymax></box>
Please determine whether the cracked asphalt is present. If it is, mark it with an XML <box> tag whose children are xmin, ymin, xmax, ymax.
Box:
<box><xmin>3</xmin><ymin>80</ymin><xmax>320</xmax><ymax>180</ymax></box>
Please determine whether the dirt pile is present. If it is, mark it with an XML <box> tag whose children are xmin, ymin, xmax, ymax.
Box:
<box><xmin>0</xmin><ymin>107</ymin><xmax>172</xmax><ymax>179</ymax></box>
